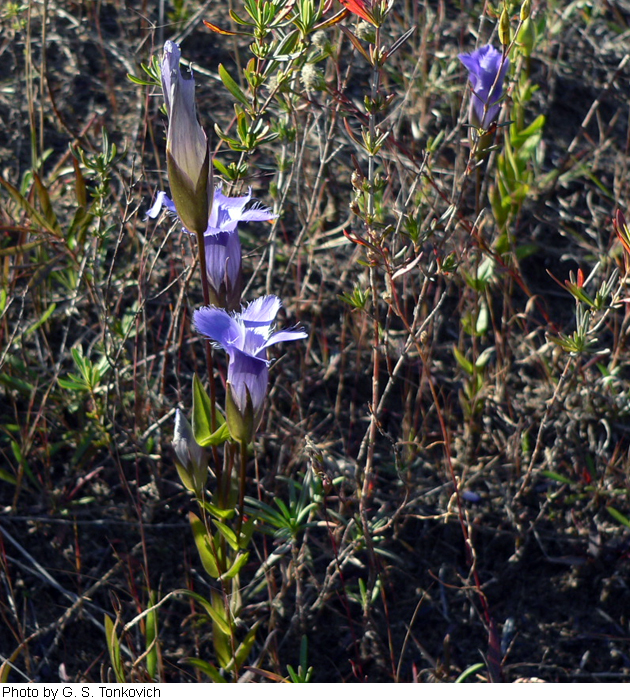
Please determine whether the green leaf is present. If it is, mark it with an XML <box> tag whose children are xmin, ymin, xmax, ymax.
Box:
<box><xmin>230</xmin><ymin>622</ymin><xmax>260</xmax><ymax>672</ymax></box>
<box><xmin>199</xmin><ymin>502</ymin><xmax>235</xmax><ymax>520</ymax></box>
<box><xmin>211</xmin><ymin>591</ymin><xmax>233</xmax><ymax>669</ymax></box>
<box><xmin>541</xmin><ymin>470</ymin><xmax>574</xmax><ymax>486</ymax></box>
<box><xmin>213</xmin><ymin>520</ymin><xmax>239</xmax><ymax>551</ymax></box>
<box><xmin>199</xmin><ymin>422</ymin><xmax>230</xmax><ymax>448</ymax></box>
<box><xmin>0</xmin><ymin>373</ymin><xmax>35</xmax><ymax>396</ymax></box>
<box><xmin>606</xmin><ymin>506</ymin><xmax>630</xmax><ymax>529</ymax></box>
<box><xmin>515</xmin><ymin>243</ymin><xmax>538</xmax><ymax>260</ymax></box>
<box><xmin>192</xmin><ymin>374</ymin><xmax>215</xmax><ymax>445</ymax></box>
<box><xmin>33</xmin><ymin>174</ymin><xmax>62</xmax><ymax>236</ymax></box>
<box><xmin>183</xmin><ymin>658</ymin><xmax>227</xmax><ymax>682</ymax></box>
<box><xmin>189</xmin><ymin>512</ymin><xmax>220</xmax><ymax>578</ymax></box>
<box><xmin>219</xmin><ymin>64</ymin><xmax>249</xmax><ymax>107</ymax></box>
<box><xmin>205</xmin><ymin>599</ymin><xmax>233</xmax><ymax>636</ymax></box>
<box><xmin>25</xmin><ymin>303</ymin><xmax>56</xmax><ymax>337</ymax></box>
<box><xmin>220</xmin><ymin>551</ymin><xmax>249</xmax><ymax>581</ymax></box>
<box><xmin>0</xmin><ymin>467</ymin><xmax>17</xmax><ymax>486</ymax></box>
<box><xmin>145</xmin><ymin>591</ymin><xmax>159</xmax><ymax>679</ymax></box>
<box><xmin>175</xmin><ymin>589</ymin><xmax>233</xmax><ymax>637</ymax></box>
<box><xmin>453</xmin><ymin>346</ymin><xmax>474</xmax><ymax>376</ymax></box>
<box><xmin>476</xmin><ymin>301</ymin><xmax>489</xmax><ymax>336</ymax></box>
<box><xmin>212</xmin><ymin>159</ymin><xmax>234</xmax><ymax>178</ymax></box>
<box><xmin>339</xmin><ymin>25</ymin><xmax>371</xmax><ymax>63</ymax></box>
<box><xmin>455</xmin><ymin>662</ymin><xmax>485</xmax><ymax>683</ymax></box>
<box><xmin>104</xmin><ymin>614</ymin><xmax>125</xmax><ymax>683</ymax></box>
<box><xmin>0</xmin><ymin>175</ymin><xmax>62</xmax><ymax>238</ymax></box>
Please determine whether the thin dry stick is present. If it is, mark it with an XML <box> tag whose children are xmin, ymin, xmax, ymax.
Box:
<box><xmin>515</xmin><ymin>356</ymin><xmax>573</xmax><ymax>499</ymax></box>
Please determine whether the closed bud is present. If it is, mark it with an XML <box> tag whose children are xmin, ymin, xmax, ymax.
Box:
<box><xmin>173</xmin><ymin>409</ymin><xmax>208</xmax><ymax>494</ymax></box>
<box><xmin>161</xmin><ymin>41</ymin><xmax>213</xmax><ymax>236</ymax></box>
<box><xmin>520</xmin><ymin>0</ymin><xmax>531</xmax><ymax>21</ymax></box>
<box><xmin>499</xmin><ymin>7</ymin><xmax>511</xmax><ymax>46</ymax></box>
<box><xmin>516</xmin><ymin>17</ymin><xmax>536</xmax><ymax>56</ymax></box>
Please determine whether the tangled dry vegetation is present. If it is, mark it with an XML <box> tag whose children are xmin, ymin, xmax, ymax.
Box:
<box><xmin>2</xmin><ymin>0</ymin><xmax>630</xmax><ymax>683</ymax></box>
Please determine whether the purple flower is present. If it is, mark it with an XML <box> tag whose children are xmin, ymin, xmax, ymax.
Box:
<box><xmin>458</xmin><ymin>44</ymin><xmax>509</xmax><ymax>129</ymax></box>
<box><xmin>193</xmin><ymin>296</ymin><xmax>307</xmax><ymax>440</ymax></box>
<box><xmin>160</xmin><ymin>41</ymin><xmax>212</xmax><ymax>235</ymax></box>
<box><xmin>147</xmin><ymin>184</ymin><xmax>275</xmax><ymax>310</ymax></box>
<box><xmin>204</xmin><ymin>184</ymin><xmax>275</xmax><ymax>310</ymax></box>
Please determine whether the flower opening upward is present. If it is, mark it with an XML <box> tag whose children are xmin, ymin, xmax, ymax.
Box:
<box><xmin>458</xmin><ymin>44</ymin><xmax>509</xmax><ymax>130</ymax></box>
<box><xmin>160</xmin><ymin>41</ymin><xmax>212</xmax><ymax>235</ymax></box>
<box><xmin>193</xmin><ymin>296</ymin><xmax>307</xmax><ymax>441</ymax></box>
<box><xmin>147</xmin><ymin>185</ymin><xmax>275</xmax><ymax>310</ymax></box>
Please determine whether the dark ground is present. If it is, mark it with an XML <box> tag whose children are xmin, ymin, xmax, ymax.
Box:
<box><xmin>2</xmin><ymin>0</ymin><xmax>630</xmax><ymax>683</ymax></box>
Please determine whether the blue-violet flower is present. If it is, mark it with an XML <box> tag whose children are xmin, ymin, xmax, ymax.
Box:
<box><xmin>458</xmin><ymin>44</ymin><xmax>509</xmax><ymax>130</ymax></box>
<box><xmin>147</xmin><ymin>184</ymin><xmax>275</xmax><ymax>310</ymax></box>
<box><xmin>193</xmin><ymin>296</ymin><xmax>307</xmax><ymax>441</ymax></box>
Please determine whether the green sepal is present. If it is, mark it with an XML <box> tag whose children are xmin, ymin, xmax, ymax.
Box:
<box><xmin>192</xmin><ymin>374</ymin><xmax>229</xmax><ymax>447</ymax></box>
<box><xmin>166</xmin><ymin>147</ymin><xmax>212</xmax><ymax>236</ymax></box>
<box><xmin>175</xmin><ymin>462</ymin><xmax>196</xmax><ymax>494</ymax></box>
<box><xmin>226</xmin><ymin>382</ymin><xmax>254</xmax><ymax>444</ymax></box>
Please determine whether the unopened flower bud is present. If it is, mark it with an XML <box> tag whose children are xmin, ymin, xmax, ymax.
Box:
<box><xmin>173</xmin><ymin>409</ymin><xmax>207</xmax><ymax>493</ymax></box>
<box><xmin>161</xmin><ymin>41</ymin><xmax>213</xmax><ymax>236</ymax></box>
<box><xmin>499</xmin><ymin>7</ymin><xmax>511</xmax><ymax>46</ymax></box>
<box><xmin>520</xmin><ymin>0</ymin><xmax>531</xmax><ymax>21</ymax></box>
<box><xmin>516</xmin><ymin>17</ymin><xmax>536</xmax><ymax>56</ymax></box>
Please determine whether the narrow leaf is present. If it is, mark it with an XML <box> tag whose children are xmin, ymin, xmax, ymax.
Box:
<box><xmin>607</xmin><ymin>506</ymin><xmax>630</xmax><ymax>529</ymax></box>
<box><xmin>219</xmin><ymin>64</ymin><xmax>249</xmax><ymax>107</ymax></box>
<box><xmin>189</xmin><ymin>512</ymin><xmax>220</xmax><ymax>578</ymax></box>
<box><xmin>453</xmin><ymin>346</ymin><xmax>474</xmax><ymax>375</ymax></box>
<box><xmin>104</xmin><ymin>614</ymin><xmax>125</xmax><ymax>683</ymax></box>
<box><xmin>220</xmin><ymin>552</ymin><xmax>249</xmax><ymax>581</ymax></box>
<box><xmin>145</xmin><ymin>591</ymin><xmax>159</xmax><ymax>679</ymax></box>
<box><xmin>339</xmin><ymin>25</ymin><xmax>371</xmax><ymax>63</ymax></box>
<box><xmin>203</xmin><ymin>20</ymin><xmax>242</xmax><ymax>35</ymax></box>
<box><xmin>192</xmin><ymin>374</ymin><xmax>214</xmax><ymax>446</ymax></box>
<box><xmin>183</xmin><ymin>658</ymin><xmax>227</xmax><ymax>682</ymax></box>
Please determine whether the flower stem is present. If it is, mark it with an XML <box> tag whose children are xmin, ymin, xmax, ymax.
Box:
<box><xmin>237</xmin><ymin>439</ymin><xmax>248</xmax><ymax>538</ymax></box>
<box><xmin>194</xmin><ymin>227</ymin><xmax>221</xmax><ymax>486</ymax></box>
